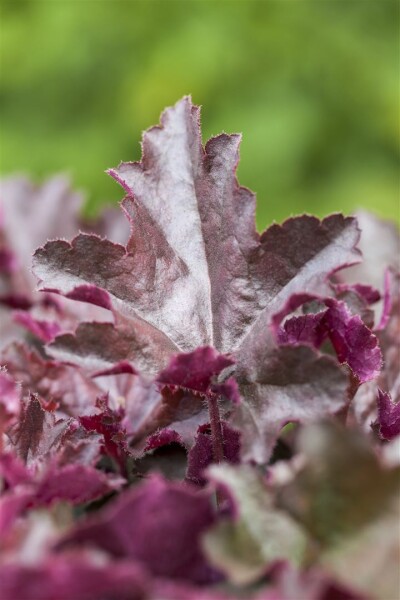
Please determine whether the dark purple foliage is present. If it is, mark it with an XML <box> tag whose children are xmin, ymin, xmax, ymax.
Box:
<box><xmin>59</xmin><ymin>475</ymin><xmax>220</xmax><ymax>584</ymax></box>
<box><xmin>186</xmin><ymin>422</ymin><xmax>241</xmax><ymax>486</ymax></box>
<box><xmin>376</xmin><ymin>389</ymin><xmax>400</xmax><ymax>441</ymax></box>
<box><xmin>0</xmin><ymin>98</ymin><xmax>398</xmax><ymax>600</ymax></box>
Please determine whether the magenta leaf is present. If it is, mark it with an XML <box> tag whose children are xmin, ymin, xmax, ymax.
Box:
<box><xmin>1</xmin><ymin>100</ymin><xmax>399</xmax><ymax>600</ymax></box>
<box><xmin>376</xmin><ymin>389</ymin><xmax>400</xmax><ymax>441</ymax></box>
<box><xmin>333</xmin><ymin>283</ymin><xmax>380</xmax><ymax>306</ymax></box>
<box><xmin>58</xmin><ymin>474</ymin><xmax>220</xmax><ymax>584</ymax></box>
<box><xmin>0</xmin><ymin>487</ymin><xmax>33</xmax><ymax>537</ymax></box>
<box><xmin>13</xmin><ymin>311</ymin><xmax>61</xmax><ymax>342</ymax></box>
<box><xmin>277</xmin><ymin>298</ymin><xmax>382</xmax><ymax>383</ymax></box>
<box><xmin>33</xmin><ymin>463</ymin><xmax>123</xmax><ymax>506</ymax></box>
<box><xmin>0</xmin><ymin>462</ymin><xmax>123</xmax><ymax>536</ymax></box>
<box><xmin>0</xmin><ymin>557</ymin><xmax>147</xmax><ymax>600</ymax></box>
<box><xmin>0</xmin><ymin>452</ymin><xmax>31</xmax><ymax>487</ymax></box>
<box><xmin>186</xmin><ymin>422</ymin><xmax>241</xmax><ymax>486</ymax></box>
<box><xmin>80</xmin><ymin>396</ymin><xmax>131</xmax><ymax>473</ymax></box>
<box><xmin>151</xmin><ymin>347</ymin><xmax>240</xmax><ymax>451</ymax></box>
<box><xmin>81</xmin><ymin>347</ymin><xmax>241</xmax><ymax>452</ymax></box>
<box><xmin>277</xmin><ymin>311</ymin><xmax>327</xmax><ymax>347</ymax></box>
<box><xmin>324</xmin><ymin>300</ymin><xmax>381</xmax><ymax>383</ymax></box>
<box><xmin>157</xmin><ymin>346</ymin><xmax>239</xmax><ymax>402</ymax></box>
<box><xmin>144</xmin><ymin>428</ymin><xmax>183</xmax><ymax>451</ymax></box>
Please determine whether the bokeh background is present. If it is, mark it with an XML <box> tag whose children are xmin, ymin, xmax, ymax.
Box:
<box><xmin>1</xmin><ymin>0</ymin><xmax>399</xmax><ymax>229</ymax></box>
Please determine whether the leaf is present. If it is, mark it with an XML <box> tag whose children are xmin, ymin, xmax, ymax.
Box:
<box><xmin>276</xmin><ymin>421</ymin><xmax>400</xmax><ymax>547</ymax></box>
<box><xmin>267</xmin><ymin>563</ymin><xmax>367</xmax><ymax>600</ymax></box>
<box><xmin>351</xmin><ymin>270</ymin><xmax>399</xmax><ymax>432</ymax></box>
<box><xmin>33</xmin><ymin>98</ymin><xmax>360</xmax><ymax>462</ymax></box>
<box><xmin>0</xmin><ymin>556</ymin><xmax>147</xmax><ymax>600</ymax></box>
<box><xmin>58</xmin><ymin>474</ymin><xmax>221</xmax><ymax>584</ymax></box>
<box><xmin>339</xmin><ymin>210</ymin><xmax>400</xmax><ymax>294</ymax></box>
<box><xmin>6</xmin><ymin>395</ymin><xmax>72</xmax><ymax>467</ymax></box>
<box><xmin>375</xmin><ymin>389</ymin><xmax>400</xmax><ymax>441</ymax></box>
<box><xmin>33</xmin><ymin>463</ymin><xmax>124</xmax><ymax>506</ymax></box>
<box><xmin>320</xmin><ymin>497</ymin><xmax>400</xmax><ymax>600</ymax></box>
<box><xmin>276</xmin><ymin>298</ymin><xmax>382</xmax><ymax>383</ymax></box>
<box><xmin>0</xmin><ymin>175</ymin><xmax>84</xmax><ymax>296</ymax></box>
<box><xmin>186</xmin><ymin>422</ymin><xmax>241</xmax><ymax>486</ymax></box>
<box><xmin>80</xmin><ymin>396</ymin><xmax>132</xmax><ymax>473</ymax></box>
<box><xmin>0</xmin><ymin>488</ymin><xmax>33</xmax><ymax>537</ymax></box>
<box><xmin>0</xmin><ymin>451</ymin><xmax>31</xmax><ymax>487</ymax></box>
<box><xmin>232</xmin><ymin>342</ymin><xmax>348</xmax><ymax>462</ymax></box>
<box><xmin>0</xmin><ymin>175</ymin><xmax>116</xmax><ymax>352</ymax></box>
<box><xmin>88</xmin><ymin>347</ymin><xmax>239</xmax><ymax>450</ymax></box>
<box><xmin>12</xmin><ymin>311</ymin><xmax>61</xmax><ymax>343</ymax></box>
<box><xmin>1</xmin><ymin>343</ymin><xmax>101</xmax><ymax>417</ymax></box>
<box><xmin>156</xmin><ymin>346</ymin><xmax>239</xmax><ymax>401</ymax></box>
<box><xmin>0</xmin><ymin>369</ymin><xmax>20</xmax><ymax>426</ymax></box>
<box><xmin>203</xmin><ymin>464</ymin><xmax>307</xmax><ymax>585</ymax></box>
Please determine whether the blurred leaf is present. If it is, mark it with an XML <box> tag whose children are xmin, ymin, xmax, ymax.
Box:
<box><xmin>203</xmin><ymin>464</ymin><xmax>307</xmax><ymax>585</ymax></box>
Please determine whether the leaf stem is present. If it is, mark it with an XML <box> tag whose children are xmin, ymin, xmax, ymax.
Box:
<box><xmin>207</xmin><ymin>392</ymin><xmax>224</xmax><ymax>464</ymax></box>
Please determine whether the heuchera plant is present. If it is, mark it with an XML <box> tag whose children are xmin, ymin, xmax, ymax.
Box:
<box><xmin>0</xmin><ymin>98</ymin><xmax>399</xmax><ymax>600</ymax></box>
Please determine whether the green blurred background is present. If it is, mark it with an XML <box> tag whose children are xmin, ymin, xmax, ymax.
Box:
<box><xmin>1</xmin><ymin>0</ymin><xmax>399</xmax><ymax>229</ymax></box>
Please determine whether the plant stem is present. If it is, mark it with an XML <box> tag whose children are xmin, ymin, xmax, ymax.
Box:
<box><xmin>207</xmin><ymin>392</ymin><xmax>224</xmax><ymax>464</ymax></box>
<box><xmin>207</xmin><ymin>392</ymin><xmax>225</xmax><ymax>508</ymax></box>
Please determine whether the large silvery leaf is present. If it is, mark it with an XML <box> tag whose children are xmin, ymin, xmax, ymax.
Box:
<box><xmin>33</xmin><ymin>98</ymin><xmax>360</xmax><ymax>462</ymax></box>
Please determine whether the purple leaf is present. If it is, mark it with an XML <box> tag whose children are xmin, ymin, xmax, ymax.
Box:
<box><xmin>49</xmin><ymin>320</ymin><xmax>176</xmax><ymax>375</ymax></box>
<box><xmin>333</xmin><ymin>283</ymin><xmax>380</xmax><ymax>306</ymax></box>
<box><xmin>144</xmin><ymin>428</ymin><xmax>183</xmax><ymax>451</ymax></box>
<box><xmin>13</xmin><ymin>311</ymin><xmax>61</xmax><ymax>342</ymax></box>
<box><xmin>277</xmin><ymin>298</ymin><xmax>382</xmax><ymax>384</ymax></box>
<box><xmin>376</xmin><ymin>389</ymin><xmax>400</xmax><ymax>441</ymax></box>
<box><xmin>6</xmin><ymin>394</ymin><xmax>72</xmax><ymax>467</ymax></box>
<box><xmin>1</xmin><ymin>342</ymin><xmax>116</xmax><ymax>418</ymax></box>
<box><xmin>33</xmin><ymin>463</ymin><xmax>123</xmax><ymax>506</ymax></box>
<box><xmin>85</xmin><ymin>347</ymin><xmax>241</xmax><ymax>451</ymax></box>
<box><xmin>233</xmin><ymin>342</ymin><xmax>348</xmax><ymax>462</ymax></box>
<box><xmin>376</xmin><ymin>267</ymin><xmax>399</xmax><ymax>331</ymax></box>
<box><xmin>0</xmin><ymin>247</ymin><xmax>17</xmax><ymax>274</ymax></box>
<box><xmin>58</xmin><ymin>474</ymin><xmax>220</xmax><ymax>584</ymax></box>
<box><xmin>277</xmin><ymin>311</ymin><xmax>327</xmax><ymax>347</ymax></box>
<box><xmin>157</xmin><ymin>346</ymin><xmax>239</xmax><ymax>401</ymax></box>
<box><xmin>186</xmin><ymin>422</ymin><xmax>241</xmax><ymax>486</ymax></box>
<box><xmin>324</xmin><ymin>299</ymin><xmax>381</xmax><ymax>383</ymax></box>
<box><xmin>0</xmin><ymin>557</ymin><xmax>147</xmax><ymax>600</ymax></box>
<box><xmin>0</xmin><ymin>452</ymin><xmax>31</xmax><ymax>487</ymax></box>
<box><xmin>0</xmin><ymin>487</ymin><xmax>32</xmax><ymax>537</ymax></box>
<box><xmin>65</xmin><ymin>284</ymin><xmax>113</xmax><ymax>310</ymax></box>
<box><xmin>33</xmin><ymin>98</ymin><xmax>361</xmax><ymax>462</ymax></box>
<box><xmin>80</xmin><ymin>396</ymin><xmax>131</xmax><ymax>472</ymax></box>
